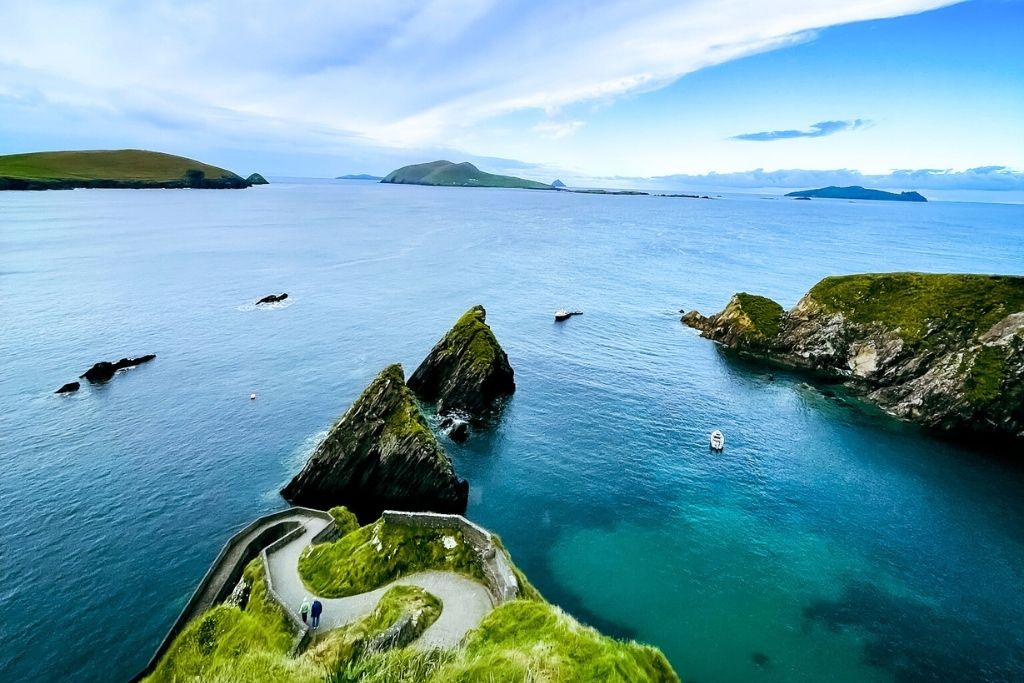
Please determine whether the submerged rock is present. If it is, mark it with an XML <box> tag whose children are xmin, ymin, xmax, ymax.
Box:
<box><xmin>281</xmin><ymin>364</ymin><xmax>468</xmax><ymax>521</ymax></box>
<box><xmin>683</xmin><ymin>273</ymin><xmax>1024</xmax><ymax>441</ymax></box>
<box><xmin>256</xmin><ymin>293</ymin><xmax>288</xmax><ymax>305</ymax></box>
<box><xmin>55</xmin><ymin>381</ymin><xmax>80</xmax><ymax>394</ymax></box>
<box><xmin>80</xmin><ymin>354</ymin><xmax>156</xmax><ymax>383</ymax></box>
<box><xmin>408</xmin><ymin>305</ymin><xmax>515</xmax><ymax>420</ymax></box>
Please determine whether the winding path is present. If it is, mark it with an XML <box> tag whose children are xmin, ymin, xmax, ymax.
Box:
<box><xmin>264</xmin><ymin>512</ymin><xmax>495</xmax><ymax>649</ymax></box>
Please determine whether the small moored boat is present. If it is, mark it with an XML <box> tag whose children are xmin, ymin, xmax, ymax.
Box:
<box><xmin>555</xmin><ymin>309</ymin><xmax>583</xmax><ymax>322</ymax></box>
<box><xmin>710</xmin><ymin>430</ymin><xmax>725</xmax><ymax>451</ymax></box>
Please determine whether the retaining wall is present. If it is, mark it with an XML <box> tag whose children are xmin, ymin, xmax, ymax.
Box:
<box><xmin>381</xmin><ymin>510</ymin><xmax>520</xmax><ymax>605</ymax></box>
<box><xmin>129</xmin><ymin>507</ymin><xmax>333</xmax><ymax>682</ymax></box>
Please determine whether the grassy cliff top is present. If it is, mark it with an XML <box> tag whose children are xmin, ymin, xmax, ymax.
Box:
<box><xmin>732</xmin><ymin>292</ymin><xmax>785</xmax><ymax>339</ymax></box>
<box><xmin>0</xmin><ymin>149</ymin><xmax>243</xmax><ymax>181</ymax></box>
<box><xmin>806</xmin><ymin>273</ymin><xmax>1024</xmax><ymax>346</ymax></box>
<box><xmin>381</xmin><ymin>160</ymin><xmax>551</xmax><ymax>190</ymax></box>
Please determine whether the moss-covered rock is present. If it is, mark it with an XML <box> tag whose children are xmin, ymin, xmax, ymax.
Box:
<box><xmin>281</xmin><ymin>364</ymin><xmax>468</xmax><ymax>520</ymax></box>
<box><xmin>408</xmin><ymin>305</ymin><xmax>515</xmax><ymax>419</ymax></box>
<box><xmin>684</xmin><ymin>273</ymin><xmax>1024</xmax><ymax>441</ymax></box>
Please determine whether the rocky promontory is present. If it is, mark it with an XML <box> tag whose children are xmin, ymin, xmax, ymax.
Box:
<box><xmin>281</xmin><ymin>364</ymin><xmax>468</xmax><ymax>521</ymax></box>
<box><xmin>408</xmin><ymin>305</ymin><xmax>515</xmax><ymax>419</ymax></box>
<box><xmin>683</xmin><ymin>273</ymin><xmax>1024</xmax><ymax>441</ymax></box>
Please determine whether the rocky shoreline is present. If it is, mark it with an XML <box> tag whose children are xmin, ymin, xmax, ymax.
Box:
<box><xmin>683</xmin><ymin>273</ymin><xmax>1024</xmax><ymax>442</ymax></box>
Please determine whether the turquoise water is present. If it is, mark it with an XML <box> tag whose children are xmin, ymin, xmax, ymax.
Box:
<box><xmin>1</xmin><ymin>182</ymin><xmax>1022</xmax><ymax>682</ymax></box>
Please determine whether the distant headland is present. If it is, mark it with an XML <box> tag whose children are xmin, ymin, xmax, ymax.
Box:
<box><xmin>381</xmin><ymin>160</ymin><xmax>552</xmax><ymax>190</ymax></box>
<box><xmin>336</xmin><ymin>173</ymin><xmax>384</xmax><ymax>181</ymax></box>
<box><xmin>786</xmin><ymin>185</ymin><xmax>927</xmax><ymax>202</ymax></box>
<box><xmin>0</xmin><ymin>149</ymin><xmax>264</xmax><ymax>190</ymax></box>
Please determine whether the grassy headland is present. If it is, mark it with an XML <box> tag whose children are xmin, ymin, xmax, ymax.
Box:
<box><xmin>381</xmin><ymin>160</ymin><xmax>552</xmax><ymax>190</ymax></box>
<box><xmin>0</xmin><ymin>149</ymin><xmax>255</xmax><ymax>189</ymax></box>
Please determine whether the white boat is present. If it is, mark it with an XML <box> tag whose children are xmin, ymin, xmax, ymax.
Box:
<box><xmin>710</xmin><ymin>430</ymin><xmax>725</xmax><ymax>451</ymax></box>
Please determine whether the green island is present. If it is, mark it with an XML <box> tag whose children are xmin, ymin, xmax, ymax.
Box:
<box><xmin>785</xmin><ymin>185</ymin><xmax>927</xmax><ymax>202</ymax></box>
<box><xmin>682</xmin><ymin>272</ymin><xmax>1024</xmax><ymax>441</ymax></box>
<box><xmin>381</xmin><ymin>160</ymin><xmax>553</xmax><ymax>190</ymax></box>
<box><xmin>143</xmin><ymin>508</ymin><xmax>679</xmax><ymax>683</ymax></box>
<box><xmin>0</xmin><ymin>149</ymin><xmax>263</xmax><ymax>190</ymax></box>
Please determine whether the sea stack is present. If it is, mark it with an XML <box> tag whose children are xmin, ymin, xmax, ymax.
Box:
<box><xmin>683</xmin><ymin>273</ymin><xmax>1024</xmax><ymax>441</ymax></box>
<box><xmin>281</xmin><ymin>364</ymin><xmax>468</xmax><ymax>521</ymax></box>
<box><xmin>408</xmin><ymin>305</ymin><xmax>515</xmax><ymax>420</ymax></box>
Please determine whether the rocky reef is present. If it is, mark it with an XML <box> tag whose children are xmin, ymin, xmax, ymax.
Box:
<box><xmin>80</xmin><ymin>354</ymin><xmax>156</xmax><ymax>383</ymax></box>
<box><xmin>683</xmin><ymin>273</ymin><xmax>1024</xmax><ymax>441</ymax></box>
<box><xmin>256</xmin><ymin>292</ymin><xmax>288</xmax><ymax>305</ymax></box>
<box><xmin>54</xmin><ymin>381</ymin><xmax>80</xmax><ymax>394</ymax></box>
<box><xmin>281</xmin><ymin>364</ymin><xmax>468</xmax><ymax>520</ymax></box>
<box><xmin>408</xmin><ymin>305</ymin><xmax>515</xmax><ymax>420</ymax></box>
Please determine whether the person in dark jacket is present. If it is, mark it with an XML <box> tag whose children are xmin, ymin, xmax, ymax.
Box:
<box><xmin>310</xmin><ymin>598</ymin><xmax>323</xmax><ymax>629</ymax></box>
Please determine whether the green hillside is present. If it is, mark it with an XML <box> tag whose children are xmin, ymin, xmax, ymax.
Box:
<box><xmin>381</xmin><ymin>160</ymin><xmax>552</xmax><ymax>190</ymax></box>
<box><xmin>785</xmin><ymin>185</ymin><xmax>927</xmax><ymax>202</ymax></box>
<box><xmin>0</xmin><ymin>149</ymin><xmax>254</xmax><ymax>189</ymax></box>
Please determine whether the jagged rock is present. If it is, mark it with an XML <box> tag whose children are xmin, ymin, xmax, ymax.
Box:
<box><xmin>256</xmin><ymin>293</ymin><xmax>288</xmax><ymax>305</ymax></box>
<box><xmin>80</xmin><ymin>354</ymin><xmax>156</xmax><ymax>383</ymax></box>
<box><xmin>439</xmin><ymin>414</ymin><xmax>470</xmax><ymax>443</ymax></box>
<box><xmin>281</xmin><ymin>364</ymin><xmax>468</xmax><ymax>521</ymax></box>
<box><xmin>683</xmin><ymin>273</ymin><xmax>1024</xmax><ymax>441</ymax></box>
<box><xmin>408</xmin><ymin>305</ymin><xmax>515</xmax><ymax>419</ymax></box>
<box><xmin>246</xmin><ymin>173</ymin><xmax>269</xmax><ymax>185</ymax></box>
<box><xmin>55</xmin><ymin>381</ymin><xmax>80</xmax><ymax>394</ymax></box>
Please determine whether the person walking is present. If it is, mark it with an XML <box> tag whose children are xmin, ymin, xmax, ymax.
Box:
<box><xmin>310</xmin><ymin>598</ymin><xmax>323</xmax><ymax>629</ymax></box>
<box><xmin>299</xmin><ymin>597</ymin><xmax>310</xmax><ymax>625</ymax></box>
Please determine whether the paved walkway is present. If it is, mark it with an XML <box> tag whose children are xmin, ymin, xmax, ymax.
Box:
<box><xmin>265</xmin><ymin>514</ymin><xmax>494</xmax><ymax>650</ymax></box>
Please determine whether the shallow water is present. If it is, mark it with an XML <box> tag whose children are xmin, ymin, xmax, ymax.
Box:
<box><xmin>1</xmin><ymin>182</ymin><xmax>1022</xmax><ymax>682</ymax></box>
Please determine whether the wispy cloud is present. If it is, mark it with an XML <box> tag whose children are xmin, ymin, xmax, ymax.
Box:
<box><xmin>532</xmin><ymin>119</ymin><xmax>586</xmax><ymax>140</ymax></box>
<box><xmin>730</xmin><ymin>119</ymin><xmax>871</xmax><ymax>142</ymax></box>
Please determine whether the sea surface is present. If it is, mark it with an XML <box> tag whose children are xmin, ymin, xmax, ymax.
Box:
<box><xmin>1</xmin><ymin>181</ymin><xmax>1022</xmax><ymax>683</ymax></box>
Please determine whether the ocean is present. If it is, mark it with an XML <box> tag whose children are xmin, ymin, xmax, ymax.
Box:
<box><xmin>1</xmin><ymin>181</ymin><xmax>1022</xmax><ymax>682</ymax></box>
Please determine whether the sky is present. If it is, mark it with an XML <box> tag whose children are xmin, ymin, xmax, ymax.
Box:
<box><xmin>1</xmin><ymin>0</ymin><xmax>1022</xmax><ymax>198</ymax></box>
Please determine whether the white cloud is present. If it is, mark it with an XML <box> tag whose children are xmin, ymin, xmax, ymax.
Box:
<box><xmin>532</xmin><ymin>120</ymin><xmax>586</xmax><ymax>140</ymax></box>
<box><xmin>0</xmin><ymin>0</ymin><xmax>959</xmax><ymax>155</ymax></box>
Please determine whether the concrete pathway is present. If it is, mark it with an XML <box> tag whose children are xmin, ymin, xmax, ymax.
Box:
<box><xmin>265</xmin><ymin>515</ymin><xmax>494</xmax><ymax>650</ymax></box>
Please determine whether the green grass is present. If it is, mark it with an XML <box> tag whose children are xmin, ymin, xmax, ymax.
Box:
<box><xmin>444</xmin><ymin>306</ymin><xmax>506</xmax><ymax>377</ymax></box>
<box><xmin>328</xmin><ymin>506</ymin><xmax>361</xmax><ymax>538</ymax></box>
<box><xmin>331</xmin><ymin>600</ymin><xmax>680</xmax><ymax>683</ymax></box>
<box><xmin>733</xmin><ymin>292</ymin><xmax>784</xmax><ymax>339</ymax></box>
<box><xmin>306</xmin><ymin>585</ymin><xmax>441</xmax><ymax>668</ymax></box>
<box><xmin>299</xmin><ymin>516</ymin><xmax>485</xmax><ymax>597</ymax></box>
<box><xmin>962</xmin><ymin>345</ymin><xmax>1008</xmax><ymax>405</ymax></box>
<box><xmin>381</xmin><ymin>160</ymin><xmax>552</xmax><ymax>190</ymax></box>
<box><xmin>807</xmin><ymin>273</ymin><xmax>1024</xmax><ymax>348</ymax></box>
<box><xmin>144</xmin><ymin>559</ymin><xmax>321</xmax><ymax>683</ymax></box>
<box><xmin>0</xmin><ymin>149</ymin><xmax>242</xmax><ymax>182</ymax></box>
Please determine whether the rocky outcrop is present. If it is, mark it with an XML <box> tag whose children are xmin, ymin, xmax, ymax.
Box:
<box><xmin>683</xmin><ymin>273</ymin><xmax>1024</xmax><ymax>441</ymax></box>
<box><xmin>55</xmin><ymin>381</ymin><xmax>80</xmax><ymax>394</ymax></box>
<box><xmin>256</xmin><ymin>293</ymin><xmax>288</xmax><ymax>305</ymax></box>
<box><xmin>408</xmin><ymin>305</ymin><xmax>515</xmax><ymax>420</ymax></box>
<box><xmin>80</xmin><ymin>354</ymin><xmax>156</xmax><ymax>383</ymax></box>
<box><xmin>246</xmin><ymin>173</ymin><xmax>269</xmax><ymax>185</ymax></box>
<box><xmin>281</xmin><ymin>364</ymin><xmax>468</xmax><ymax>521</ymax></box>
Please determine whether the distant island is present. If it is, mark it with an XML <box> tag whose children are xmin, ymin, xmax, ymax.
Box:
<box><xmin>336</xmin><ymin>173</ymin><xmax>383</xmax><ymax>181</ymax></box>
<box><xmin>381</xmin><ymin>160</ymin><xmax>553</xmax><ymax>190</ymax></box>
<box><xmin>785</xmin><ymin>185</ymin><xmax>927</xmax><ymax>202</ymax></box>
<box><xmin>0</xmin><ymin>150</ymin><xmax>262</xmax><ymax>190</ymax></box>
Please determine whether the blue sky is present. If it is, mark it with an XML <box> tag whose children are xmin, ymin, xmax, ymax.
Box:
<box><xmin>0</xmin><ymin>1</ymin><xmax>1021</xmax><ymax>197</ymax></box>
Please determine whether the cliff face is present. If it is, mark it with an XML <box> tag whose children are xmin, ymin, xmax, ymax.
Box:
<box><xmin>281</xmin><ymin>364</ymin><xmax>468</xmax><ymax>520</ymax></box>
<box><xmin>408</xmin><ymin>305</ymin><xmax>515</xmax><ymax>418</ymax></box>
<box><xmin>683</xmin><ymin>273</ymin><xmax>1024</xmax><ymax>441</ymax></box>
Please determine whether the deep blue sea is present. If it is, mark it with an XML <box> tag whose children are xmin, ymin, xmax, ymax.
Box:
<box><xmin>1</xmin><ymin>181</ymin><xmax>1022</xmax><ymax>683</ymax></box>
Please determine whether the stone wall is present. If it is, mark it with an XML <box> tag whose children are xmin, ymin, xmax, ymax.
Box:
<box><xmin>380</xmin><ymin>510</ymin><xmax>520</xmax><ymax>605</ymax></box>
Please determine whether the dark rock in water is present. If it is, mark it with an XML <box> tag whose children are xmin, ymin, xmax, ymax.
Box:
<box><xmin>256</xmin><ymin>293</ymin><xmax>288</xmax><ymax>305</ymax></box>
<box><xmin>246</xmin><ymin>173</ymin><xmax>269</xmax><ymax>185</ymax></box>
<box><xmin>751</xmin><ymin>652</ymin><xmax>771</xmax><ymax>667</ymax></box>
<box><xmin>439</xmin><ymin>414</ymin><xmax>470</xmax><ymax>443</ymax></box>
<box><xmin>55</xmin><ymin>381</ymin><xmax>80</xmax><ymax>394</ymax></box>
<box><xmin>408</xmin><ymin>305</ymin><xmax>515</xmax><ymax>420</ymax></box>
<box><xmin>281</xmin><ymin>364</ymin><xmax>468</xmax><ymax>522</ymax></box>
<box><xmin>80</xmin><ymin>354</ymin><xmax>156</xmax><ymax>383</ymax></box>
